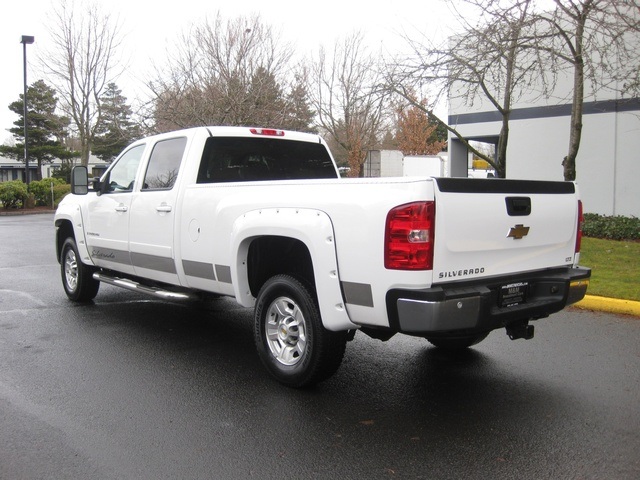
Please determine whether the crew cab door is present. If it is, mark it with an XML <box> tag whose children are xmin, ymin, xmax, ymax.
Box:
<box><xmin>128</xmin><ymin>136</ymin><xmax>188</xmax><ymax>285</ymax></box>
<box><xmin>85</xmin><ymin>144</ymin><xmax>146</xmax><ymax>275</ymax></box>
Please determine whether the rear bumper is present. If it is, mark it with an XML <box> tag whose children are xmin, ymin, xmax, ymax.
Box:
<box><xmin>386</xmin><ymin>266</ymin><xmax>591</xmax><ymax>336</ymax></box>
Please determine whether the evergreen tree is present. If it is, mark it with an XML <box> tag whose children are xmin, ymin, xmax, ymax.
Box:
<box><xmin>92</xmin><ymin>83</ymin><xmax>142</xmax><ymax>162</ymax></box>
<box><xmin>0</xmin><ymin>80</ymin><xmax>76</xmax><ymax>181</ymax></box>
<box><xmin>247</xmin><ymin>67</ymin><xmax>287</xmax><ymax>127</ymax></box>
<box><xmin>284</xmin><ymin>71</ymin><xmax>316</xmax><ymax>133</ymax></box>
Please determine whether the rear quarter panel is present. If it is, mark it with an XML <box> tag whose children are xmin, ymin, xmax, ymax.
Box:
<box><xmin>177</xmin><ymin>177</ymin><xmax>436</xmax><ymax>329</ymax></box>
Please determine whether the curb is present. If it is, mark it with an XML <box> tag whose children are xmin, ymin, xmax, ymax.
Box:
<box><xmin>574</xmin><ymin>295</ymin><xmax>640</xmax><ymax>318</ymax></box>
<box><xmin>0</xmin><ymin>209</ymin><xmax>56</xmax><ymax>216</ymax></box>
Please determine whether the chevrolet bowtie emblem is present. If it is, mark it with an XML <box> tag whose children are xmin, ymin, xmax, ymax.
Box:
<box><xmin>507</xmin><ymin>224</ymin><xmax>530</xmax><ymax>239</ymax></box>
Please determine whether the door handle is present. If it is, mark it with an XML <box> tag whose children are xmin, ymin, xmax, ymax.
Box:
<box><xmin>115</xmin><ymin>204</ymin><xmax>128</xmax><ymax>212</ymax></box>
<box><xmin>156</xmin><ymin>204</ymin><xmax>173</xmax><ymax>213</ymax></box>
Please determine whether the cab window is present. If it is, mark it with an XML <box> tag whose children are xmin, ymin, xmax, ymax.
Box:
<box><xmin>142</xmin><ymin>137</ymin><xmax>187</xmax><ymax>190</ymax></box>
<box><xmin>103</xmin><ymin>144</ymin><xmax>145</xmax><ymax>193</ymax></box>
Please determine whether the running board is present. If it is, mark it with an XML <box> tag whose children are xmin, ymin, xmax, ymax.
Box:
<box><xmin>92</xmin><ymin>272</ymin><xmax>199</xmax><ymax>301</ymax></box>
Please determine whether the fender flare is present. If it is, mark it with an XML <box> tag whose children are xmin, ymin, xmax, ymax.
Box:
<box><xmin>230</xmin><ymin>207</ymin><xmax>356</xmax><ymax>332</ymax></box>
<box><xmin>54</xmin><ymin>203</ymin><xmax>94</xmax><ymax>267</ymax></box>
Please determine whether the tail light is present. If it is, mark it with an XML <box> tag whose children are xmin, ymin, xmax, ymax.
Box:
<box><xmin>575</xmin><ymin>200</ymin><xmax>583</xmax><ymax>253</ymax></box>
<box><xmin>385</xmin><ymin>201</ymin><xmax>435</xmax><ymax>270</ymax></box>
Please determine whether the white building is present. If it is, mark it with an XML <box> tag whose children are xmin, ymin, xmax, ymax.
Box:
<box><xmin>448</xmin><ymin>94</ymin><xmax>640</xmax><ymax>217</ymax></box>
<box><xmin>446</xmin><ymin>14</ymin><xmax>640</xmax><ymax>217</ymax></box>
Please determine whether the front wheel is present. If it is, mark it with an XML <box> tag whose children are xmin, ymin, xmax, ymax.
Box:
<box><xmin>254</xmin><ymin>275</ymin><xmax>347</xmax><ymax>388</ymax></box>
<box><xmin>60</xmin><ymin>237</ymin><xmax>100</xmax><ymax>302</ymax></box>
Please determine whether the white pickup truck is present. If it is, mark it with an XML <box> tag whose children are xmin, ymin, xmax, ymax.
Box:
<box><xmin>55</xmin><ymin>126</ymin><xmax>590</xmax><ymax>387</ymax></box>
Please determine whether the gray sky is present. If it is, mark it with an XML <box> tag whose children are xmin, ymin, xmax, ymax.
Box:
<box><xmin>1</xmin><ymin>0</ymin><xmax>455</xmax><ymax>144</ymax></box>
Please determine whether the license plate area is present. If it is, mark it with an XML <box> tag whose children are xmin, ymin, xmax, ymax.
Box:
<box><xmin>499</xmin><ymin>282</ymin><xmax>529</xmax><ymax>307</ymax></box>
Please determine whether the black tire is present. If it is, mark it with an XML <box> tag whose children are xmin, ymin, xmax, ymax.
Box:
<box><xmin>60</xmin><ymin>237</ymin><xmax>100</xmax><ymax>302</ymax></box>
<box><xmin>426</xmin><ymin>333</ymin><xmax>489</xmax><ymax>350</ymax></box>
<box><xmin>254</xmin><ymin>274</ymin><xmax>348</xmax><ymax>388</ymax></box>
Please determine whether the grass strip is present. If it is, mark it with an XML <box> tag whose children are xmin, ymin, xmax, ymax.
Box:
<box><xmin>579</xmin><ymin>237</ymin><xmax>640</xmax><ymax>302</ymax></box>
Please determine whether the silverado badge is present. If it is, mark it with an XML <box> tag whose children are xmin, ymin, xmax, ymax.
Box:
<box><xmin>507</xmin><ymin>224</ymin><xmax>530</xmax><ymax>239</ymax></box>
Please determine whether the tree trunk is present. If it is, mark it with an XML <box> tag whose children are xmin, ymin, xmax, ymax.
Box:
<box><xmin>80</xmin><ymin>123</ymin><xmax>92</xmax><ymax>166</ymax></box>
<box><xmin>562</xmin><ymin>3</ymin><xmax>588</xmax><ymax>182</ymax></box>
<box><xmin>81</xmin><ymin>142</ymin><xmax>91</xmax><ymax>167</ymax></box>
<box><xmin>564</xmin><ymin>56</ymin><xmax>584</xmax><ymax>181</ymax></box>
<box><xmin>496</xmin><ymin>113</ymin><xmax>510</xmax><ymax>179</ymax></box>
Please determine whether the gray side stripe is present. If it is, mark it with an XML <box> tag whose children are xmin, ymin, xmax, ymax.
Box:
<box><xmin>89</xmin><ymin>247</ymin><xmax>131</xmax><ymax>266</ymax></box>
<box><xmin>183</xmin><ymin>260</ymin><xmax>216</xmax><ymax>281</ymax></box>
<box><xmin>130</xmin><ymin>252</ymin><xmax>177</xmax><ymax>274</ymax></box>
<box><xmin>215</xmin><ymin>265</ymin><xmax>232</xmax><ymax>284</ymax></box>
<box><xmin>449</xmin><ymin>97</ymin><xmax>640</xmax><ymax>125</ymax></box>
<box><xmin>342</xmin><ymin>281</ymin><xmax>374</xmax><ymax>308</ymax></box>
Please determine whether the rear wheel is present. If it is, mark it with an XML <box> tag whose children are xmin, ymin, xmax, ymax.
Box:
<box><xmin>426</xmin><ymin>333</ymin><xmax>489</xmax><ymax>350</ymax></box>
<box><xmin>61</xmin><ymin>237</ymin><xmax>100</xmax><ymax>302</ymax></box>
<box><xmin>254</xmin><ymin>275</ymin><xmax>347</xmax><ymax>388</ymax></box>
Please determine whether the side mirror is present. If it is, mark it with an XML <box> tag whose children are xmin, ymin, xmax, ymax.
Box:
<box><xmin>91</xmin><ymin>177</ymin><xmax>103</xmax><ymax>194</ymax></box>
<box><xmin>71</xmin><ymin>166</ymin><xmax>89</xmax><ymax>195</ymax></box>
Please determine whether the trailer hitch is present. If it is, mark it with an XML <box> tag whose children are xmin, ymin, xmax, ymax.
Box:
<box><xmin>506</xmin><ymin>320</ymin><xmax>534</xmax><ymax>340</ymax></box>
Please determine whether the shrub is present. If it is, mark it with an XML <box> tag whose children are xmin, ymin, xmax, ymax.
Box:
<box><xmin>28</xmin><ymin>177</ymin><xmax>68</xmax><ymax>207</ymax></box>
<box><xmin>52</xmin><ymin>183</ymin><xmax>71</xmax><ymax>207</ymax></box>
<box><xmin>25</xmin><ymin>193</ymin><xmax>36</xmax><ymax>209</ymax></box>
<box><xmin>583</xmin><ymin>213</ymin><xmax>640</xmax><ymax>241</ymax></box>
<box><xmin>0</xmin><ymin>181</ymin><xmax>29</xmax><ymax>209</ymax></box>
<box><xmin>52</xmin><ymin>163</ymin><xmax>73</xmax><ymax>184</ymax></box>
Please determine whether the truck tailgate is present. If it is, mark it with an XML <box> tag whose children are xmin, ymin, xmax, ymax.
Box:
<box><xmin>432</xmin><ymin>178</ymin><xmax>579</xmax><ymax>283</ymax></box>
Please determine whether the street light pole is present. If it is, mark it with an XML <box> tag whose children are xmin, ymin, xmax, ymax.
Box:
<box><xmin>21</xmin><ymin>35</ymin><xmax>35</xmax><ymax>185</ymax></box>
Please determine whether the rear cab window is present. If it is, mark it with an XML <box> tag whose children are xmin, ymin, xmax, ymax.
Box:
<box><xmin>196</xmin><ymin>136</ymin><xmax>338</xmax><ymax>184</ymax></box>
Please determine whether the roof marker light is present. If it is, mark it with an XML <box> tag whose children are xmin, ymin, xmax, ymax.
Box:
<box><xmin>250</xmin><ymin>128</ymin><xmax>285</xmax><ymax>137</ymax></box>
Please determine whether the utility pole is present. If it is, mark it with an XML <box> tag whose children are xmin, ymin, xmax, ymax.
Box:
<box><xmin>21</xmin><ymin>35</ymin><xmax>35</xmax><ymax>185</ymax></box>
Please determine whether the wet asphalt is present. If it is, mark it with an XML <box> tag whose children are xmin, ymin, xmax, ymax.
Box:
<box><xmin>1</xmin><ymin>214</ymin><xmax>639</xmax><ymax>479</ymax></box>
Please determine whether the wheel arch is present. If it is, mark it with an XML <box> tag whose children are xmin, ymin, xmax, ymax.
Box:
<box><xmin>230</xmin><ymin>208</ymin><xmax>356</xmax><ymax>331</ymax></box>
<box><xmin>54</xmin><ymin>205</ymin><xmax>93</xmax><ymax>267</ymax></box>
<box><xmin>246</xmin><ymin>236</ymin><xmax>315</xmax><ymax>297</ymax></box>
<box><xmin>55</xmin><ymin>218</ymin><xmax>75</xmax><ymax>263</ymax></box>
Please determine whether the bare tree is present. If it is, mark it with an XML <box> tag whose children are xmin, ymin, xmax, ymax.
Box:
<box><xmin>390</xmin><ymin>0</ymin><xmax>639</xmax><ymax>181</ymax></box>
<box><xmin>41</xmin><ymin>0</ymin><xmax>123</xmax><ymax>166</ymax></box>
<box><xmin>387</xmin><ymin>0</ymin><xmax>545</xmax><ymax>178</ymax></box>
<box><xmin>149</xmin><ymin>13</ymin><xmax>313</xmax><ymax>133</ymax></box>
<box><xmin>531</xmin><ymin>0</ymin><xmax>640</xmax><ymax>180</ymax></box>
<box><xmin>617</xmin><ymin>3</ymin><xmax>640</xmax><ymax>95</ymax></box>
<box><xmin>310</xmin><ymin>32</ymin><xmax>388</xmax><ymax>177</ymax></box>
